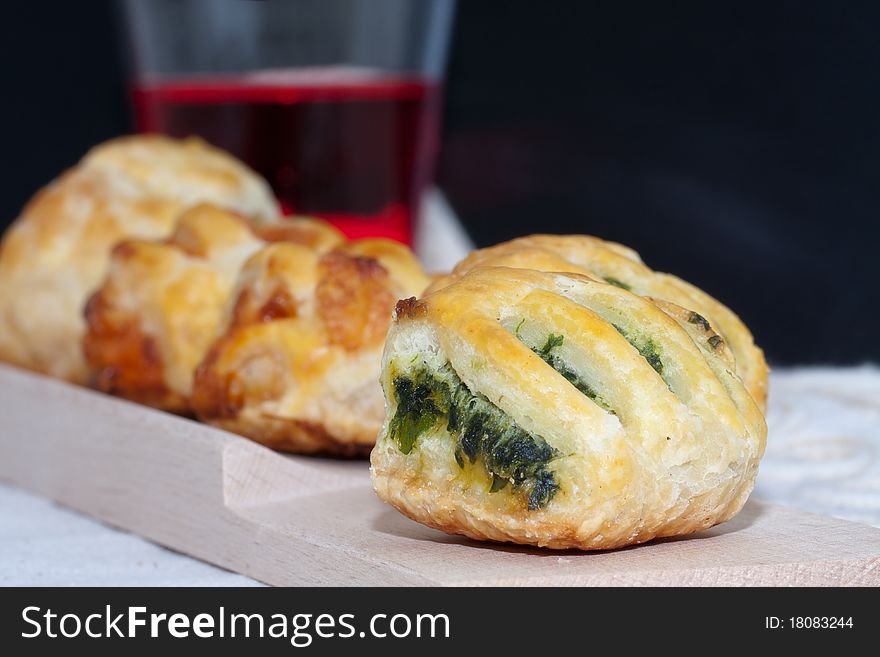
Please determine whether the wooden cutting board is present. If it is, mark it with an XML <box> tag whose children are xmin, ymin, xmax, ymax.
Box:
<box><xmin>1</xmin><ymin>363</ymin><xmax>878</xmax><ymax>586</ymax></box>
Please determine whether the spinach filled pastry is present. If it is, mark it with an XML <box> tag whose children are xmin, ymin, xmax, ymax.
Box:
<box><xmin>371</xmin><ymin>266</ymin><xmax>767</xmax><ymax>550</ymax></box>
<box><xmin>83</xmin><ymin>204</ymin><xmax>343</xmax><ymax>412</ymax></box>
<box><xmin>191</xmin><ymin>238</ymin><xmax>432</xmax><ymax>455</ymax></box>
<box><xmin>428</xmin><ymin>235</ymin><xmax>768</xmax><ymax>410</ymax></box>
<box><xmin>0</xmin><ymin>135</ymin><xmax>279</xmax><ymax>383</ymax></box>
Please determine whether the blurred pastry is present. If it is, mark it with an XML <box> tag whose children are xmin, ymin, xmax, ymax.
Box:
<box><xmin>428</xmin><ymin>234</ymin><xmax>768</xmax><ymax>410</ymax></box>
<box><xmin>83</xmin><ymin>204</ymin><xmax>342</xmax><ymax>412</ymax></box>
<box><xmin>371</xmin><ymin>266</ymin><xmax>767</xmax><ymax>549</ymax></box>
<box><xmin>0</xmin><ymin>135</ymin><xmax>280</xmax><ymax>383</ymax></box>
<box><xmin>192</xmin><ymin>239</ymin><xmax>432</xmax><ymax>455</ymax></box>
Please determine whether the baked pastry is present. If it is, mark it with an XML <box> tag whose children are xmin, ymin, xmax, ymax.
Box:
<box><xmin>191</xmin><ymin>238</ymin><xmax>432</xmax><ymax>455</ymax></box>
<box><xmin>0</xmin><ymin>135</ymin><xmax>279</xmax><ymax>383</ymax></box>
<box><xmin>428</xmin><ymin>235</ymin><xmax>768</xmax><ymax>410</ymax></box>
<box><xmin>83</xmin><ymin>204</ymin><xmax>343</xmax><ymax>412</ymax></box>
<box><xmin>371</xmin><ymin>266</ymin><xmax>767</xmax><ymax>549</ymax></box>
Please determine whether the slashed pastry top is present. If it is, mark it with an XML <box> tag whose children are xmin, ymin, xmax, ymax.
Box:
<box><xmin>0</xmin><ymin>135</ymin><xmax>280</xmax><ymax>383</ymax></box>
<box><xmin>428</xmin><ymin>235</ymin><xmax>768</xmax><ymax>411</ymax></box>
<box><xmin>191</xmin><ymin>239</ymin><xmax>432</xmax><ymax>455</ymax></box>
<box><xmin>83</xmin><ymin>204</ymin><xmax>343</xmax><ymax>412</ymax></box>
<box><xmin>371</xmin><ymin>266</ymin><xmax>767</xmax><ymax>550</ymax></box>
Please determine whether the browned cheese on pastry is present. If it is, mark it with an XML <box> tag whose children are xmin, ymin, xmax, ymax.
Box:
<box><xmin>0</xmin><ymin>135</ymin><xmax>280</xmax><ymax>383</ymax></box>
<box><xmin>371</xmin><ymin>266</ymin><xmax>767</xmax><ymax>550</ymax></box>
<box><xmin>83</xmin><ymin>204</ymin><xmax>343</xmax><ymax>412</ymax></box>
<box><xmin>427</xmin><ymin>235</ymin><xmax>768</xmax><ymax>411</ymax></box>
<box><xmin>191</xmin><ymin>239</ymin><xmax>432</xmax><ymax>455</ymax></box>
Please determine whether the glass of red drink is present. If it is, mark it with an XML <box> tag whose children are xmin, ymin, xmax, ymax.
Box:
<box><xmin>122</xmin><ymin>0</ymin><xmax>456</xmax><ymax>243</ymax></box>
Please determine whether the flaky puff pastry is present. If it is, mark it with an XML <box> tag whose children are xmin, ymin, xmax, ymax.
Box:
<box><xmin>0</xmin><ymin>135</ymin><xmax>279</xmax><ymax>383</ymax></box>
<box><xmin>428</xmin><ymin>235</ymin><xmax>768</xmax><ymax>411</ymax></box>
<box><xmin>191</xmin><ymin>239</ymin><xmax>432</xmax><ymax>456</ymax></box>
<box><xmin>83</xmin><ymin>204</ymin><xmax>343</xmax><ymax>412</ymax></box>
<box><xmin>371</xmin><ymin>267</ymin><xmax>767</xmax><ymax>550</ymax></box>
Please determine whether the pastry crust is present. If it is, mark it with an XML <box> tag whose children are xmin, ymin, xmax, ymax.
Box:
<box><xmin>191</xmin><ymin>239</ymin><xmax>432</xmax><ymax>455</ymax></box>
<box><xmin>428</xmin><ymin>235</ymin><xmax>768</xmax><ymax>410</ymax></box>
<box><xmin>371</xmin><ymin>266</ymin><xmax>767</xmax><ymax>550</ymax></box>
<box><xmin>0</xmin><ymin>135</ymin><xmax>280</xmax><ymax>383</ymax></box>
<box><xmin>83</xmin><ymin>204</ymin><xmax>343</xmax><ymax>412</ymax></box>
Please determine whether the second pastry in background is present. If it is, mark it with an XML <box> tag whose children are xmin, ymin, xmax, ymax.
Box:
<box><xmin>83</xmin><ymin>204</ymin><xmax>343</xmax><ymax>413</ymax></box>
<box><xmin>85</xmin><ymin>202</ymin><xmax>431</xmax><ymax>455</ymax></box>
<box><xmin>191</xmin><ymin>239</ymin><xmax>431</xmax><ymax>455</ymax></box>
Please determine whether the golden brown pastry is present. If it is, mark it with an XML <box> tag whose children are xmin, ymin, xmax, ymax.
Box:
<box><xmin>371</xmin><ymin>266</ymin><xmax>767</xmax><ymax>550</ymax></box>
<box><xmin>0</xmin><ymin>135</ymin><xmax>280</xmax><ymax>383</ymax></box>
<box><xmin>428</xmin><ymin>235</ymin><xmax>768</xmax><ymax>410</ymax></box>
<box><xmin>83</xmin><ymin>204</ymin><xmax>343</xmax><ymax>412</ymax></box>
<box><xmin>191</xmin><ymin>238</ymin><xmax>432</xmax><ymax>455</ymax></box>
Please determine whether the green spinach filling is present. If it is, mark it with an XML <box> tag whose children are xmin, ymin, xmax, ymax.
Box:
<box><xmin>389</xmin><ymin>372</ymin><xmax>449</xmax><ymax>455</ymax></box>
<box><xmin>603</xmin><ymin>276</ymin><xmax>632</xmax><ymax>291</ymax></box>
<box><xmin>613</xmin><ymin>324</ymin><xmax>664</xmax><ymax>376</ymax></box>
<box><xmin>530</xmin><ymin>334</ymin><xmax>615</xmax><ymax>414</ymax></box>
<box><xmin>686</xmin><ymin>311</ymin><xmax>725</xmax><ymax>351</ymax></box>
<box><xmin>687</xmin><ymin>311</ymin><xmax>711</xmax><ymax>331</ymax></box>
<box><xmin>707</xmin><ymin>334</ymin><xmax>724</xmax><ymax>350</ymax></box>
<box><xmin>389</xmin><ymin>365</ymin><xmax>560</xmax><ymax>510</ymax></box>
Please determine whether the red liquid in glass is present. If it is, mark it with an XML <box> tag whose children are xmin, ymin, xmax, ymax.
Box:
<box><xmin>132</xmin><ymin>69</ymin><xmax>441</xmax><ymax>243</ymax></box>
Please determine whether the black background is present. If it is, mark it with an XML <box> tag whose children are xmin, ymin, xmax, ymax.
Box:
<box><xmin>1</xmin><ymin>1</ymin><xmax>878</xmax><ymax>365</ymax></box>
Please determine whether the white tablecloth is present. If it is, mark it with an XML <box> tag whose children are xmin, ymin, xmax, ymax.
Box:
<box><xmin>755</xmin><ymin>365</ymin><xmax>880</xmax><ymax>527</ymax></box>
